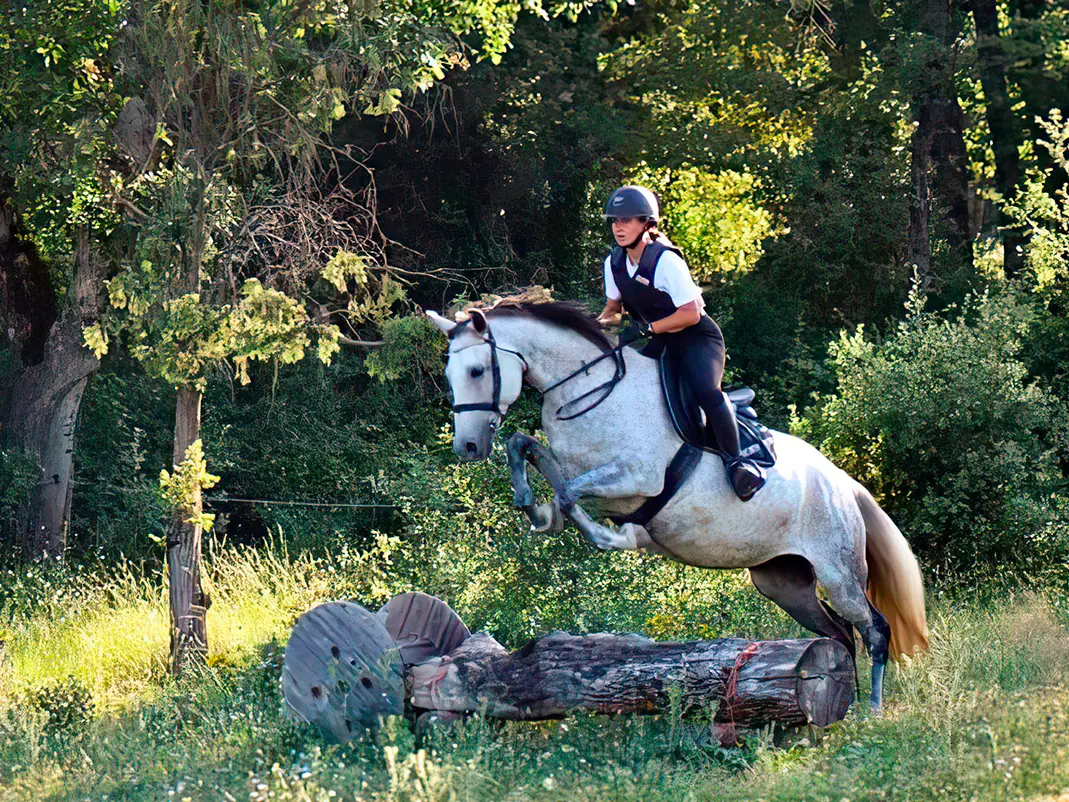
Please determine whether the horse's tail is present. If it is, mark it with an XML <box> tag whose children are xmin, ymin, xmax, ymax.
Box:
<box><xmin>854</xmin><ymin>485</ymin><xmax>930</xmax><ymax>659</ymax></box>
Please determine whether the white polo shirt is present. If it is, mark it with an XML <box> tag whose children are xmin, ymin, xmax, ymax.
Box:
<box><xmin>603</xmin><ymin>248</ymin><xmax>705</xmax><ymax>309</ymax></box>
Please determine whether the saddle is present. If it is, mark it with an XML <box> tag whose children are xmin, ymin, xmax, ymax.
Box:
<box><xmin>609</xmin><ymin>349</ymin><xmax>776</xmax><ymax>527</ymax></box>
<box><xmin>658</xmin><ymin>349</ymin><xmax>777</xmax><ymax>470</ymax></box>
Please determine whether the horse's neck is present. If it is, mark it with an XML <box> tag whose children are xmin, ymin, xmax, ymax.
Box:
<box><xmin>490</xmin><ymin>317</ymin><xmax>617</xmax><ymax>395</ymax></box>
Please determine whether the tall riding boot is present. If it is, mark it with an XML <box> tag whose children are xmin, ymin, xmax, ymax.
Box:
<box><xmin>706</xmin><ymin>399</ymin><xmax>766</xmax><ymax>501</ymax></box>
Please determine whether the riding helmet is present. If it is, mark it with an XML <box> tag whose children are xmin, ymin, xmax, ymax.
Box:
<box><xmin>604</xmin><ymin>186</ymin><xmax>660</xmax><ymax>222</ymax></box>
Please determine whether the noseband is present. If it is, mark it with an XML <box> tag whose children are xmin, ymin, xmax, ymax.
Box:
<box><xmin>449</xmin><ymin>325</ymin><xmax>528</xmax><ymax>418</ymax></box>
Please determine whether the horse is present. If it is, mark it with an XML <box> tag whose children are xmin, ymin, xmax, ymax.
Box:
<box><xmin>426</xmin><ymin>300</ymin><xmax>929</xmax><ymax>709</ymax></box>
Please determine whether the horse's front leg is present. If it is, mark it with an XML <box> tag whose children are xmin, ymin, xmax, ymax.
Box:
<box><xmin>506</xmin><ymin>433</ymin><xmax>571</xmax><ymax>532</ymax></box>
<box><xmin>562</xmin><ymin>460</ymin><xmax>671</xmax><ymax>554</ymax></box>
<box><xmin>506</xmin><ymin>437</ymin><xmax>666</xmax><ymax>554</ymax></box>
<box><xmin>568</xmin><ymin>507</ymin><xmax>655</xmax><ymax>552</ymax></box>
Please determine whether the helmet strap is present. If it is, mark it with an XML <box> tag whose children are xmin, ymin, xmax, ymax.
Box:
<box><xmin>624</xmin><ymin>221</ymin><xmax>650</xmax><ymax>250</ymax></box>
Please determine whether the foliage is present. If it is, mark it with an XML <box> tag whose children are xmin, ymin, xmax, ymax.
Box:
<box><xmin>365</xmin><ymin>315</ymin><xmax>446</xmax><ymax>383</ymax></box>
<box><xmin>364</xmin><ymin>8</ymin><xmax>633</xmax><ymax>305</ymax></box>
<box><xmin>90</xmin><ymin>276</ymin><xmax>320</xmax><ymax>389</ymax></box>
<box><xmin>27</xmin><ymin>676</ymin><xmax>95</xmax><ymax>738</ymax></box>
<box><xmin>0</xmin><ymin>0</ymin><xmax>126</xmax><ymax>263</ymax></box>
<box><xmin>0</xmin><ymin>448</ymin><xmax>36</xmax><ymax>518</ymax></box>
<box><xmin>158</xmin><ymin>439</ymin><xmax>220</xmax><ymax>531</ymax></box>
<box><xmin>1007</xmin><ymin>109</ymin><xmax>1069</xmax><ymax>306</ymax></box>
<box><xmin>596</xmin><ymin>0</ymin><xmax>828</xmax><ymax>282</ymax></box>
<box><xmin>633</xmin><ymin>165</ymin><xmax>781</xmax><ymax>280</ymax></box>
<box><xmin>791</xmin><ymin>285</ymin><xmax>1069</xmax><ymax>577</ymax></box>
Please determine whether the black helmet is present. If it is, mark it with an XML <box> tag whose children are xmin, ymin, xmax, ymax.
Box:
<box><xmin>604</xmin><ymin>185</ymin><xmax>660</xmax><ymax>222</ymax></box>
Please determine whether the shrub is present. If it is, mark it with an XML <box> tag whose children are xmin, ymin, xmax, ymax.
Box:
<box><xmin>28</xmin><ymin>675</ymin><xmax>94</xmax><ymax>737</ymax></box>
<box><xmin>791</xmin><ymin>286</ymin><xmax>1069</xmax><ymax>578</ymax></box>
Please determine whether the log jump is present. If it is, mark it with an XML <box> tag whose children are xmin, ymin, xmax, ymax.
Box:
<box><xmin>281</xmin><ymin>593</ymin><xmax>854</xmax><ymax>744</ymax></box>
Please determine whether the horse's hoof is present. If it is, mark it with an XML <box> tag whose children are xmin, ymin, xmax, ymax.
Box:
<box><xmin>513</xmin><ymin>489</ymin><xmax>534</xmax><ymax>508</ymax></box>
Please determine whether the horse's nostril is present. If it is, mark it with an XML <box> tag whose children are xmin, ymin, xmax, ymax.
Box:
<box><xmin>465</xmin><ymin>441</ymin><xmax>478</xmax><ymax>456</ymax></box>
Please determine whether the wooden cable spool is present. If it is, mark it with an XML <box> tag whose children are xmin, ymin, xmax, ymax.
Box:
<box><xmin>282</xmin><ymin>594</ymin><xmax>470</xmax><ymax>743</ymax></box>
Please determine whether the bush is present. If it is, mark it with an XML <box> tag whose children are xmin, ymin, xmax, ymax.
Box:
<box><xmin>791</xmin><ymin>286</ymin><xmax>1069</xmax><ymax>579</ymax></box>
<box><xmin>28</xmin><ymin>676</ymin><xmax>94</xmax><ymax>737</ymax></box>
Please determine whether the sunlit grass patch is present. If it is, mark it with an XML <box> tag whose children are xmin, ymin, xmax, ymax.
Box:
<box><xmin>0</xmin><ymin>535</ymin><xmax>398</xmax><ymax>713</ymax></box>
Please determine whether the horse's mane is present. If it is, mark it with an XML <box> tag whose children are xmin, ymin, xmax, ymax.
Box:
<box><xmin>454</xmin><ymin>297</ymin><xmax>613</xmax><ymax>354</ymax></box>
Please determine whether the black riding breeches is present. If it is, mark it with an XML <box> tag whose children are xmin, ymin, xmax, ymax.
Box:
<box><xmin>659</xmin><ymin>316</ymin><xmax>741</xmax><ymax>458</ymax></box>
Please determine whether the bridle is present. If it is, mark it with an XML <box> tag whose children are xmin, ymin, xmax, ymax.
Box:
<box><xmin>449</xmin><ymin>325</ymin><xmax>529</xmax><ymax>422</ymax></box>
<box><xmin>448</xmin><ymin>320</ymin><xmax>627</xmax><ymax>424</ymax></box>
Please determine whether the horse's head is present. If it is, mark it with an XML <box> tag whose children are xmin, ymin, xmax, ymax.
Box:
<box><xmin>427</xmin><ymin>308</ymin><xmax>526</xmax><ymax>461</ymax></box>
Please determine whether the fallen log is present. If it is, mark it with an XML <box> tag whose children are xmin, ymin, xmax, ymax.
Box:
<box><xmin>281</xmin><ymin>594</ymin><xmax>854</xmax><ymax>743</ymax></box>
<box><xmin>408</xmin><ymin>630</ymin><xmax>853</xmax><ymax>729</ymax></box>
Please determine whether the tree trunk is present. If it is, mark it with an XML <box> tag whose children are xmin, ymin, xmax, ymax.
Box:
<box><xmin>2</xmin><ymin>221</ymin><xmax>100</xmax><ymax>560</ymax></box>
<box><xmin>167</xmin><ymin>385</ymin><xmax>209</xmax><ymax>675</ymax></box>
<box><xmin>971</xmin><ymin>0</ymin><xmax>1025</xmax><ymax>276</ymax></box>
<box><xmin>407</xmin><ymin>632</ymin><xmax>855</xmax><ymax>729</ymax></box>
<box><xmin>908</xmin><ymin>0</ymin><xmax>974</xmax><ymax>287</ymax></box>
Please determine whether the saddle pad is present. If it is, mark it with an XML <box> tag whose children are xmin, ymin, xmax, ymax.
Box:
<box><xmin>658</xmin><ymin>350</ymin><xmax>776</xmax><ymax>469</ymax></box>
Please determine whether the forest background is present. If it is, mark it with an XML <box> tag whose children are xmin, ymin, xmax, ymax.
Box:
<box><xmin>2</xmin><ymin>0</ymin><xmax>1069</xmax><ymax>799</ymax></box>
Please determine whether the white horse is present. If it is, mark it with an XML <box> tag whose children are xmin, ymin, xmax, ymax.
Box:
<box><xmin>427</xmin><ymin>301</ymin><xmax>928</xmax><ymax>708</ymax></box>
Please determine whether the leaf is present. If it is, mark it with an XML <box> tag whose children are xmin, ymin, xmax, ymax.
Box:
<box><xmin>82</xmin><ymin>323</ymin><xmax>109</xmax><ymax>358</ymax></box>
<box><xmin>364</xmin><ymin>88</ymin><xmax>402</xmax><ymax>117</ymax></box>
<box><xmin>323</xmin><ymin>249</ymin><xmax>368</xmax><ymax>292</ymax></box>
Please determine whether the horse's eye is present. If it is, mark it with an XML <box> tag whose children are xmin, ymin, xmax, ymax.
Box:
<box><xmin>470</xmin><ymin>366</ymin><xmax>485</xmax><ymax>379</ymax></box>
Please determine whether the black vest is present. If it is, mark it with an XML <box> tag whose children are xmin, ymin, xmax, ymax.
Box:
<box><xmin>609</xmin><ymin>240</ymin><xmax>684</xmax><ymax>324</ymax></box>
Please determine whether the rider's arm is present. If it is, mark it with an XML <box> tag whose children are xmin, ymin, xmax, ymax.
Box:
<box><xmin>597</xmin><ymin>297</ymin><xmax>623</xmax><ymax>327</ymax></box>
<box><xmin>650</xmin><ymin>300</ymin><xmax>702</xmax><ymax>334</ymax></box>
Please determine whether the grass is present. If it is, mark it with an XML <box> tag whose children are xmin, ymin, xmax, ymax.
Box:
<box><xmin>1</xmin><ymin>540</ymin><xmax>1068</xmax><ymax>801</ymax></box>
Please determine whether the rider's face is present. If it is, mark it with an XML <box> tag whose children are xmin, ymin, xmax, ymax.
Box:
<box><xmin>609</xmin><ymin>216</ymin><xmax>647</xmax><ymax>247</ymax></box>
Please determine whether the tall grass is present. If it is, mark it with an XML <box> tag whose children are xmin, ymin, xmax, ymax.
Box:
<box><xmin>0</xmin><ymin>534</ymin><xmax>398</xmax><ymax>713</ymax></box>
<box><xmin>1</xmin><ymin>540</ymin><xmax>1068</xmax><ymax>801</ymax></box>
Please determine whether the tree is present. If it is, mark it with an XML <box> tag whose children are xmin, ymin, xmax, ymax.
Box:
<box><xmin>78</xmin><ymin>0</ymin><xmax>595</xmax><ymax>674</ymax></box>
<box><xmin>970</xmin><ymin>0</ymin><xmax>1026</xmax><ymax>276</ymax></box>
<box><xmin>903</xmin><ymin>0</ymin><xmax>975</xmax><ymax>288</ymax></box>
<box><xmin>0</xmin><ymin>0</ymin><xmax>126</xmax><ymax>560</ymax></box>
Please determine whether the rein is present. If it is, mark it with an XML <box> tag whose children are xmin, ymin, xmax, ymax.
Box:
<box><xmin>539</xmin><ymin>344</ymin><xmax>627</xmax><ymax>421</ymax></box>
<box><xmin>450</xmin><ymin>321</ymin><xmax>627</xmax><ymax>422</ymax></box>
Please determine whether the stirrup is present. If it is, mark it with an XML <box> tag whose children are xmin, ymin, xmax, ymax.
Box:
<box><xmin>726</xmin><ymin>456</ymin><xmax>765</xmax><ymax>502</ymax></box>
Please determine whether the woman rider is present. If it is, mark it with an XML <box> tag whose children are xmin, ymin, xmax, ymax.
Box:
<box><xmin>595</xmin><ymin>185</ymin><xmax>765</xmax><ymax>501</ymax></box>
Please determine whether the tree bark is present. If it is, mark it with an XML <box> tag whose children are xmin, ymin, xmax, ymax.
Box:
<box><xmin>908</xmin><ymin>0</ymin><xmax>974</xmax><ymax>287</ymax></box>
<box><xmin>168</xmin><ymin>185</ymin><xmax>209</xmax><ymax>676</ymax></box>
<box><xmin>167</xmin><ymin>385</ymin><xmax>209</xmax><ymax>674</ymax></box>
<box><xmin>2</xmin><ymin>221</ymin><xmax>100</xmax><ymax>560</ymax></box>
<box><xmin>971</xmin><ymin>0</ymin><xmax>1025</xmax><ymax>276</ymax></box>
<box><xmin>408</xmin><ymin>632</ymin><xmax>854</xmax><ymax>729</ymax></box>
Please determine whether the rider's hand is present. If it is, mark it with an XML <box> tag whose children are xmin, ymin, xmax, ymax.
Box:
<box><xmin>618</xmin><ymin>320</ymin><xmax>650</xmax><ymax>345</ymax></box>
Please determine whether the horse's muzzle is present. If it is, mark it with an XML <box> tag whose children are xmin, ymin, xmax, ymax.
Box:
<box><xmin>454</xmin><ymin>436</ymin><xmax>491</xmax><ymax>461</ymax></box>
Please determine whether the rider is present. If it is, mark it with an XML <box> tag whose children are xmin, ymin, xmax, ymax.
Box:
<box><xmin>595</xmin><ymin>185</ymin><xmax>765</xmax><ymax>501</ymax></box>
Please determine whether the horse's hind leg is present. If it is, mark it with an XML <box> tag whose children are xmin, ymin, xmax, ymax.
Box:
<box><xmin>749</xmin><ymin>555</ymin><xmax>856</xmax><ymax>661</ymax></box>
<box><xmin>812</xmin><ymin>564</ymin><xmax>892</xmax><ymax>711</ymax></box>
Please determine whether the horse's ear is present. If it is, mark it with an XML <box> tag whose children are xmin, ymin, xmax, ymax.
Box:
<box><xmin>469</xmin><ymin>308</ymin><xmax>488</xmax><ymax>334</ymax></box>
<box><xmin>426</xmin><ymin>310</ymin><xmax>457</xmax><ymax>335</ymax></box>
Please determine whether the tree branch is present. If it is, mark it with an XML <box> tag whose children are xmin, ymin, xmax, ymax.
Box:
<box><xmin>339</xmin><ymin>335</ymin><xmax>384</xmax><ymax>348</ymax></box>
